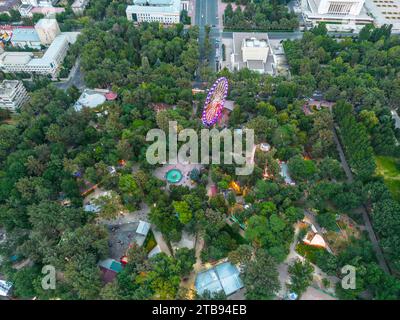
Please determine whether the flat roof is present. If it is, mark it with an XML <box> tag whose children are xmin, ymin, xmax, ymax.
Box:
<box><xmin>127</xmin><ymin>0</ymin><xmax>180</xmax><ymax>13</ymax></box>
<box><xmin>247</xmin><ymin>60</ymin><xmax>265</xmax><ymax>70</ymax></box>
<box><xmin>39</xmin><ymin>34</ymin><xmax>68</xmax><ymax>64</ymax></box>
<box><xmin>0</xmin><ymin>52</ymin><xmax>33</xmax><ymax>65</ymax></box>
<box><xmin>0</xmin><ymin>0</ymin><xmax>19</xmax><ymax>12</ymax></box>
<box><xmin>364</xmin><ymin>0</ymin><xmax>400</xmax><ymax>30</ymax></box>
<box><xmin>195</xmin><ymin>262</ymin><xmax>243</xmax><ymax>296</ymax></box>
<box><xmin>98</xmin><ymin>258</ymin><xmax>123</xmax><ymax>272</ymax></box>
<box><xmin>35</xmin><ymin>18</ymin><xmax>58</xmax><ymax>29</ymax></box>
<box><xmin>11</xmin><ymin>28</ymin><xmax>40</xmax><ymax>43</ymax></box>
<box><xmin>0</xmin><ymin>80</ymin><xmax>22</xmax><ymax>95</ymax></box>
<box><xmin>136</xmin><ymin>220</ymin><xmax>151</xmax><ymax>236</ymax></box>
<box><xmin>244</xmin><ymin>38</ymin><xmax>268</xmax><ymax>48</ymax></box>
<box><xmin>134</xmin><ymin>0</ymin><xmax>175</xmax><ymax>5</ymax></box>
<box><xmin>304</xmin><ymin>0</ymin><xmax>374</xmax><ymax>22</ymax></box>
<box><xmin>232</xmin><ymin>32</ymin><xmax>275</xmax><ymax>74</ymax></box>
<box><xmin>0</xmin><ymin>279</ymin><xmax>12</xmax><ymax>297</ymax></box>
<box><xmin>74</xmin><ymin>89</ymin><xmax>107</xmax><ymax>111</ymax></box>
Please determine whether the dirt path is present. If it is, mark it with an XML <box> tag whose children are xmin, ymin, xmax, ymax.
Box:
<box><xmin>179</xmin><ymin>234</ymin><xmax>204</xmax><ymax>299</ymax></box>
<box><xmin>151</xmin><ymin>226</ymin><xmax>172</xmax><ymax>256</ymax></box>
<box><xmin>277</xmin><ymin>224</ymin><xmax>339</xmax><ymax>299</ymax></box>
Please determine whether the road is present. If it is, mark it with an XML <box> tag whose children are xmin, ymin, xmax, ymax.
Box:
<box><xmin>333</xmin><ymin>127</ymin><xmax>391</xmax><ymax>274</ymax></box>
<box><xmin>54</xmin><ymin>57</ymin><xmax>85</xmax><ymax>91</ymax></box>
<box><xmin>221</xmin><ymin>30</ymin><xmax>359</xmax><ymax>40</ymax></box>
<box><xmin>195</xmin><ymin>0</ymin><xmax>220</xmax><ymax>72</ymax></box>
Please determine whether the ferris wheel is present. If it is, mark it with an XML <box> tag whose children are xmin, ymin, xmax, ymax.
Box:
<box><xmin>201</xmin><ymin>77</ymin><xmax>229</xmax><ymax>126</ymax></box>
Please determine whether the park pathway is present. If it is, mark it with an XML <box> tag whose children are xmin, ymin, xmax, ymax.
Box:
<box><xmin>332</xmin><ymin>127</ymin><xmax>390</xmax><ymax>274</ymax></box>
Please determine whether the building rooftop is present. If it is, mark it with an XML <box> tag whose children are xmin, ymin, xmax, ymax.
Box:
<box><xmin>148</xmin><ymin>244</ymin><xmax>162</xmax><ymax>258</ymax></box>
<box><xmin>0</xmin><ymin>80</ymin><xmax>22</xmax><ymax>96</ymax></box>
<box><xmin>232</xmin><ymin>32</ymin><xmax>275</xmax><ymax>75</ymax></box>
<box><xmin>35</xmin><ymin>18</ymin><xmax>58</xmax><ymax>30</ymax></box>
<box><xmin>0</xmin><ymin>52</ymin><xmax>33</xmax><ymax>65</ymax></box>
<box><xmin>247</xmin><ymin>60</ymin><xmax>265</xmax><ymax>70</ymax></box>
<box><xmin>304</xmin><ymin>0</ymin><xmax>373</xmax><ymax>22</ymax></box>
<box><xmin>127</xmin><ymin>0</ymin><xmax>180</xmax><ymax>13</ymax></box>
<box><xmin>0</xmin><ymin>33</ymin><xmax>70</xmax><ymax>69</ymax></box>
<box><xmin>0</xmin><ymin>0</ymin><xmax>19</xmax><ymax>12</ymax></box>
<box><xmin>31</xmin><ymin>7</ymin><xmax>65</xmax><ymax>15</ymax></box>
<box><xmin>98</xmin><ymin>259</ymin><xmax>122</xmax><ymax>283</ymax></box>
<box><xmin>72</xmin><ymin>0</ymin><xmax>88</xmax><ymax>8</ymax></box>
<box><xmin>0</xmin><ymin>279</ymin><xmax>12</xmax><ymax>297</ymax></box>
<box><xmin>134</xmin><ymin>0</ymin><xmax>175</xmax><ymax>5</ymax></box>
<box><xmin>136</xmin><ymin>220</ymin><xmax>151</xmax><ymax>236</ymax></box>
<box><xmin>244</xmin><ymin>38</ymin><xmax>268</xmax><ymax>48</ymax></box>
<box><xmin>39</xmin><ymin>34</ymin><xmax>68</xmax><ymax>64</ymax></box>
<box><xmin>74</xmin><ymin>89</ymin><xmax>107</xmax><ymax>111</ymax></box>
<box><xmin>364</xmin><ymin>0</ymin><xmax>400</xmax><ymax>31</ymax></box>
<box><xmin>195</xmin><ymin>262</ymin><xmax>244</xmax><ymax>296</ymax></box>
<box><xmin>99</xmin><ymin>258</ymin><xmax>123</xmax><ymax>273</ymax></box>
<box><xmin>11</xmin><ymin>28</ymin><xmax>40</xmax><ymax>43</ymax></box>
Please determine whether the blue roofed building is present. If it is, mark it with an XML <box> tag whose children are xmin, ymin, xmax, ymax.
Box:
<box><xmin>11</xmin><ymin>28</ymin><xmax>41</xmax><ymax>50</ymax></box>
<box><xmin>195</xmin><ymin>262</ymin><xmax>244</xmax><ymax>297</ymax></box>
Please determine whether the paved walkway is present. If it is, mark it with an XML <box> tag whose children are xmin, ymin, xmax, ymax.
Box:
<box><xmin>333</xmin><ymin>127</ymin><xmax>390</xmax><ymax>274</ymax></box>
<box><xmin>179</xmin><ymin>234</ymin><xmax>205</xmax><ymax>298</ymax></box>
<box><xmin>277</xmin><ymin>225</ymin><xmax>339</xmax><ymax>299</ymax></box>
<box><xmin>153</xmin><ymin>163</ymin><xmax>203</xmax><ymax>189</ymax></box>
<box><xmin>152</xmin><ymin>226</ymin><xmax>172</xmax><ymax>256</ymax></box>
<box><xmin>100</xmin><ymin>202</ymin><xmax>150</xmax><ymax>226</ymax></box>
<box><xmin>277</xmin><ymin>225</ymin><xmax>301</xmax><ymax>298</ymax></box>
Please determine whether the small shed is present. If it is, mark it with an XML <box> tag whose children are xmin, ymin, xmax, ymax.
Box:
<box><xmin>0</xmin><ymin>279</ymin><xmax>12</xmax><ymax>297</ymax></box>
<box><xmin>136</xmin><ymin>221</ymin><xmax>150</xmax><ymax>237</ymax></box>
<box><xmin>98</xmin><ymin>259</ymin><xmax>123</xmax><ymax>284</ymax></box>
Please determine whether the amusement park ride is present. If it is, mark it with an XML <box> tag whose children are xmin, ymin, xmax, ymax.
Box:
<box><xmin>201</xmin><ymin>77</ymin><xmax>229</xmax><ymax>126</ymax></box>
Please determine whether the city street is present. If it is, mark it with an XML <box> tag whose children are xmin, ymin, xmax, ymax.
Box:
<box><xmin>195</xmin><ymin>0</ymin><xmax>220</xmax><ymax>72</ymax></box>
<box><xmin>54</xmin><ymin>57</ymin><xmax>85</xmax><ymax>91</ymax></box>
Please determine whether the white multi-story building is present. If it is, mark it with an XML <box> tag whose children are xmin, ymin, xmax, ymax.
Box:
<box><xmin>34</xmin><ymin>18</ymin><xmax>61</xmax><ymax>45</ymax></box>
<box><xmin>0</xmin><ymin>34</ymin><xmax>70</xmax><ymax>77</ymax></box>
<box><xmin>10</xmin><ymin>27</ymin><xmax>42</xmax><ymax>49</ymax></box>
<box><xmin>0</xmin><ymin>80</ymin><xmax>29</xmax><ymax>111</ymax></box>
<box><xmin>181</xmin><ymin>0</ymin><xmax>188</xmax><ymax>11</ymax></box>
<box><xmin>71</xmin><ymin>0</ymin><xmax>89</xmax><ymax>15</ymax></box>
<box><xmin>21</xmin><ymin>0</ymin><xmax>38</xmax><ymax>5</ymax></box>
<box><xmin>126</xmin><ymin>0</ymin><xmax>181</xmax><ymax>24</ymax></box>
<box><xmin>21</xmin><ymin>0</ymin><xmax>57</xmax><ymax>6</ymax></box>
<box><xmin>316</xmin><ymin>0</ymin><xmax>364</xmax><ymax>14</ymax></box>
<box><xmin>302</xmin><ymin>0</ymin><xmax>374</xmax><ymax>30</ymax></box>
<box><xmin>364</xmin><ymin>0</ymin><xmax>400</xmax><ymax>33</ymax></box>
<box><xmin>231</xmin><ymin>33</ymin><xmax>276</xmax><ymax>75</ymax></box>
<box><xmin>18</xmin><ymin>4</ymin><xmax>33</xmax><ymax>17</ymax></box>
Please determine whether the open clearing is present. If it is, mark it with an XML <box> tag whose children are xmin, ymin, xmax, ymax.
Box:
<box><xmin>375</xmin><ymin>156</ymin><xmax>400</xmax><ymax>201</ymax></box>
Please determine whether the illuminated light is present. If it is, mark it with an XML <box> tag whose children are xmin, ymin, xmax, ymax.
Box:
<box><xmin>201</xmin><ymin>77</ymin><xmax>229</xmax><ymax>126</ymax></box>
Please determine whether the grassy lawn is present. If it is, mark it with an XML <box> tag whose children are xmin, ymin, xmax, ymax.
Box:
<box><xmin>375</xmin><ymin>156</ymin><xmax>400</xmax><ymax>201</ymax></box>
<box><xmin>143</xmin><ymin>230</ymin><xmax>157</xmax><ymax>254</ymax></box>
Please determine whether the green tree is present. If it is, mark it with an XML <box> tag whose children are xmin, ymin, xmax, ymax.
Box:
<box><xmin>288</xmin><ymin>259</ymin><xmax>314</xmax><ymax>297</ymax></box>
<box><xmin>242</xmin><ymin>249</ymin><xmax>280</xmax><ymax>299</ymax></box>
